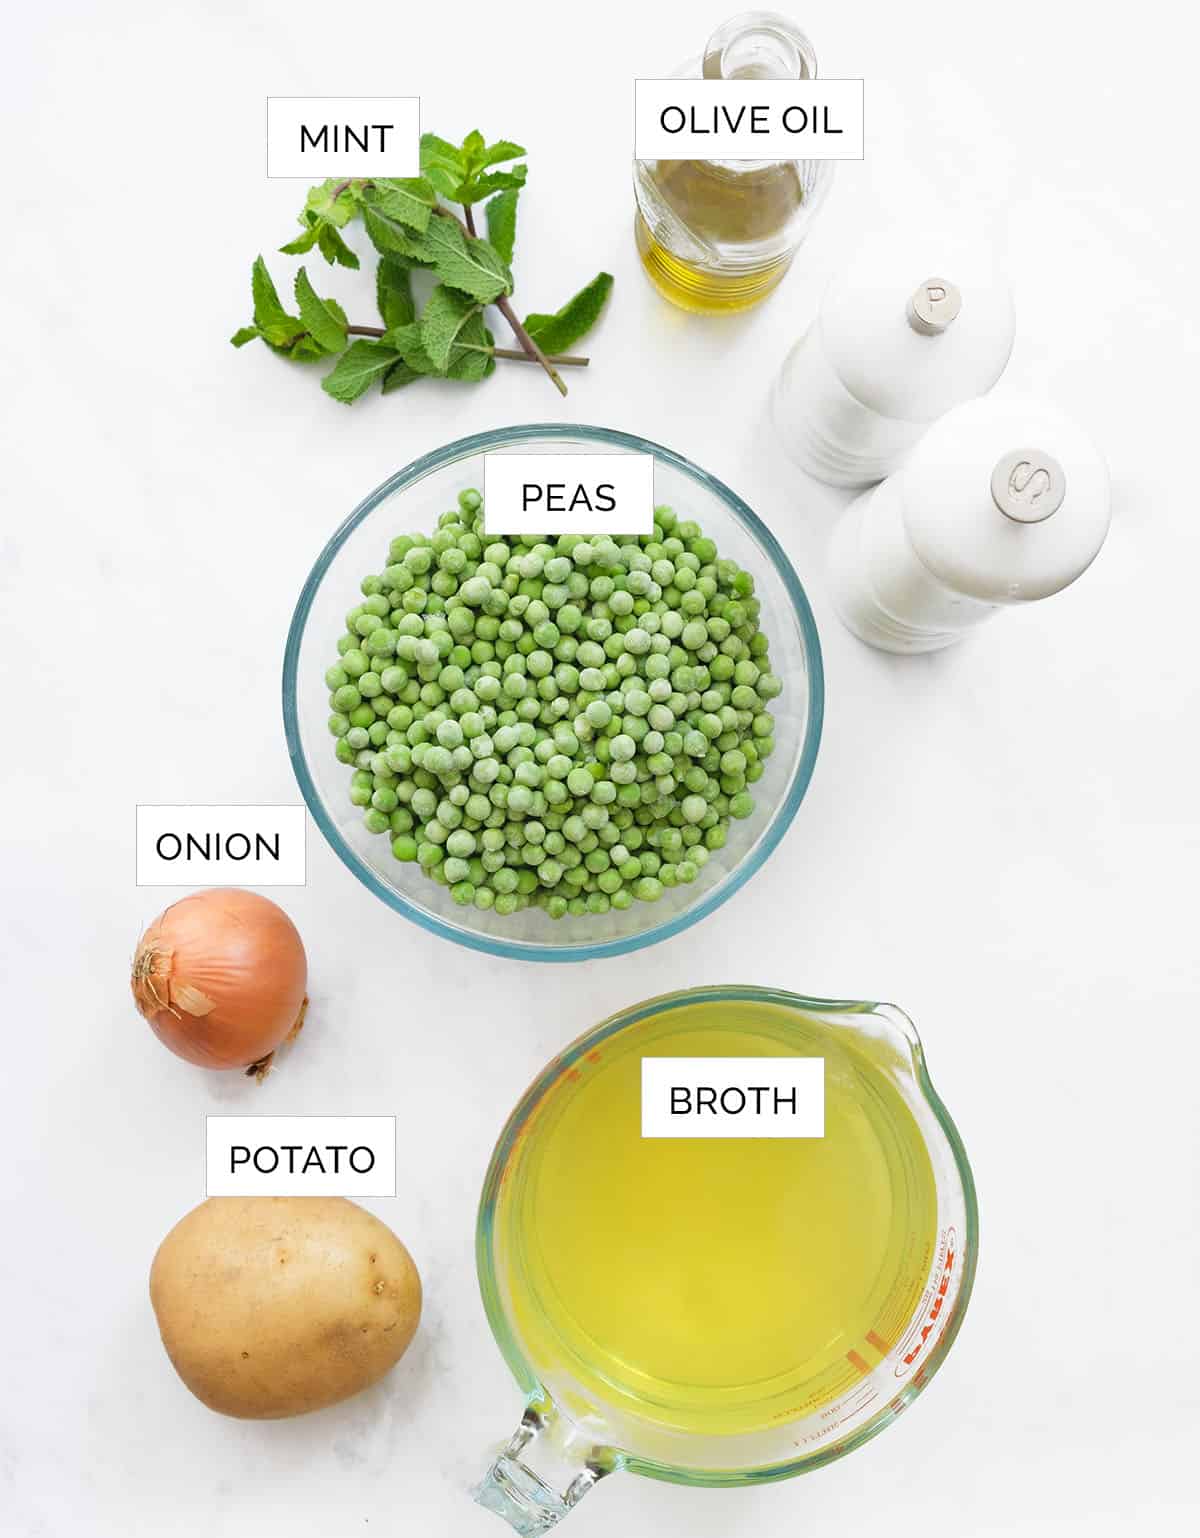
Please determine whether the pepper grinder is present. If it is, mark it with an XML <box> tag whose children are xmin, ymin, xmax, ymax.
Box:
<box><xmin>772</xmin><ymin>228</ymin><xmax>1016</xmax><ymax>488</ymax></box>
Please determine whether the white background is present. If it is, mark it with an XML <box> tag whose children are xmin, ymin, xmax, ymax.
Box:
<box><xmin>4</xmin><ymin>2</ymin><xmax>1198</xmax><ymax>1535</ymax></box>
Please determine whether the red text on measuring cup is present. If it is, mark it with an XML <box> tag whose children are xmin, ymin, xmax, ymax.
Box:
<box><xmin>895</xmin><ymin>1227</ymin><xmax>957</xmax><ymax>1378</ymax></box>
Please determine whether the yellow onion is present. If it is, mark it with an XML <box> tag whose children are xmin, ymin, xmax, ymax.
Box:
<box><xmin>132</xmin><ymin>888</ymin><xmax>307</xmax><ymax>1073</ymax></box>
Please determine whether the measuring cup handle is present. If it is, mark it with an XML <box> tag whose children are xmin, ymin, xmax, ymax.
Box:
<box><xmin>474</xmin><ymin>1403</ymin><xmax>609</xmax><ymax>1534</ymax></box>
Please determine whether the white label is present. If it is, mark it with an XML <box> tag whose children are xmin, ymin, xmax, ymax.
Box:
<box><xmin>483</xmin><ymin>453</ymin><xmax>655</xmax><ymax>536</ymax></box>
<box><xmin>136</xmin><ymin>805</ymin><xmax>306</xmax><ymax>886</ymax></box>
<box><xmin>635</xmin><ymin>79</ymin><xmax>864</xmax><ymax>161</ymax></box>
<box><xmin>641</xmin><ymin>1058</ymin><xmax>825</xmax><ymax>1138</ymax></box>
<box><xmin>206</xmin><ymin>1116</ymin><xmax>397</xmax><ymax>1196</ymax></box>
<box><xmin>267</xmin><ymin>97</ymin><xmax>419</xmax><ymax>177</ymax></box>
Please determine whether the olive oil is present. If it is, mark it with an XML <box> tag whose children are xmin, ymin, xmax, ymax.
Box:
<box><xmin>636</xmin><ymin>157</ymin><xmax>804</xmax><ymax>313</ymax></box>
<box><xmin>635</xmin><ymin>207</ymin><xmax>797</xmax><ymax>315</ymax></box>
<box><xmin>495</xmin><ymin>998</ymin><xmax>939</xmax><ymax>1438</ymax></box>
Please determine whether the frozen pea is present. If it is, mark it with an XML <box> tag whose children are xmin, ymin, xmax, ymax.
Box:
<box><xmin>461</xmin><ymin>576</ymin><xmax>491</xmax><ymax>606</ymax></box>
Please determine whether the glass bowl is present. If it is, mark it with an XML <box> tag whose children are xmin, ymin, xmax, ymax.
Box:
<box><xmin>283</xmin><ymin>425</ymin><xmax>823</xmax><ymax>962</ymax></box>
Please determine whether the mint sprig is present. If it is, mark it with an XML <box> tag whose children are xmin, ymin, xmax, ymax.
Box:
<box><xmin>232</xmin><ymin>128</ymin><xmax>612</xmax><ymax>401</ymax></box>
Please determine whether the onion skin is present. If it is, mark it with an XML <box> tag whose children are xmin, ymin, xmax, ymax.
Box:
<box><xmin>132</xmin><ymin>889</ymin><xmax>308</xmax><ymax>1070</ymax></box>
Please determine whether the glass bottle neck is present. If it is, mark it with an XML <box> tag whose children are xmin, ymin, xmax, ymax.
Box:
<box><xmin>701</xmin><ymin>11</ymin><xmax>816</xmax><ymax>81</ymax></box>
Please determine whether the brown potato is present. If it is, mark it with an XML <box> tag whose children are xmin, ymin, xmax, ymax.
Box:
<box><xmin>149</xmin><ymin>1196</ymin><xmax>421</xmax><ymax>1419</ymax></box>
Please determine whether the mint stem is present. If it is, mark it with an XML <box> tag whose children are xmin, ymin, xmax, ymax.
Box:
<box><xmin>343</xmin><ymin>323</ymin><xmax>587</xmax><ymax>366</ymax></box>
<box><xmin>495</xmin><ymin>298</ymin><xmax>567</xmax><ymax>396</ymax></box>
<box><xmin>492</xmin><ymin>347</ymin><xmax>587</xmax><ymax>367</ymax></box>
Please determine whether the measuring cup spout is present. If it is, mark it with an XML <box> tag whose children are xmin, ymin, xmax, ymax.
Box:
<box><xmin>474</xmin><ymin>1401</ymin><xmax>609</xmax><ymax>1533</ymax></box>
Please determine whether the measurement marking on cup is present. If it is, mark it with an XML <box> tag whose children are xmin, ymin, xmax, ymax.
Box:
<box><xmin>895</xmin><ymin>1227</ymin><xmax>957</xmax><ymax>1378</ymax></box>
<box><xmin>866</xmin><ymin>1329</ymin><xmax>890</xmax><ymax>1354</ymax></box>
<box><xmin>846</xmin><ymin>1349</ymin><xmax>870</xmax><ymax>1374</ymax></box>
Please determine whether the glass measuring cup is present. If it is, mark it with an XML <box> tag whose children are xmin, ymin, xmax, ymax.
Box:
<box><xmin>475</xmin><ymin>985</ymin><xmax>977</xmax><ymax>1531</ymax></box>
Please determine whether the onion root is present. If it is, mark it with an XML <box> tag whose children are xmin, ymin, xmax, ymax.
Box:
<box><xmin>246</xmin><ymin>995</ymin><xmax>309</xmax><ymax>1082</ymax></box>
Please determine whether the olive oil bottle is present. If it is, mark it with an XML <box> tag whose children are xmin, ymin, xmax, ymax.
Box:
<box><xmin>634</xmin><ymin>13</ymin><xmax>833</xmax><ymax>314</ymax></box>
<box><xmin>495</xmin><ymin>997</ymin><xmax>939</xmax><ymax>1438</ymax></box>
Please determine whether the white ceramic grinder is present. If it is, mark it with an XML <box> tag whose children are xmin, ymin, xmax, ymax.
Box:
<box><xmin>826</xmin><ymin>396</ymin><xmax>1112</xmax><ymax>654</ymax></box>
<box><xmin>772</xmin><ymin>228</ymin><xmax>1016</xmax><ymax>488</ymax></box>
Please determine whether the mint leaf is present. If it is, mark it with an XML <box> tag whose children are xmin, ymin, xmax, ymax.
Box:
<box><xmin>471</xmin><ymin>138</ymin><xmax>526</xmax><ymax>172</ymax></box>
<box><xmin>457</xmin><ymin>136</ymin><xmax>527</xmax><ymax>203</ymax></box>
<box><xmin>230</xmin><ymin>325</ymin><xmax>260</xmax><ymax>347</ymax></box>
<box><xmin>420</xmin><ymin>216</ymin><xmax>511</xmax><ymax>302</ymax></box>
<box><xmin>382</xmin><ymin>360</ymin><xmax>421</xmax><ymax>393</ymax></box>
<box><xmin>249</xmin><ymin>257</ymin><xmax>306</xmax><ymax>347</ymax></box>
<box><xmin>376</xmin><ymin>256</ymin><xmax>415</xmax><ymax>328</ymax></box>
<box><xmin>321</xmin><ymin>339</ymin><xmax>401</xmax><ymax>403</ymax></box>
<box><xmin>420</xmin><ymin>133</ymin><xmax>467</xmax><ymax>198</ymax></box>
<box><xmin>380</xmin><ymin>307</ymin><xmax>494</xmax><ymax>384</ymax></box>
<box><xmin>383</xmin><ymin>323</ymin><xmax>440</xmax><ymax>375</ymax></box>
<box><xmin>421</xmin><ymin>286</ymin><xmax>480</xmax><ymax>370</ymax></box>
<box><xmin>460</xmin><ymin>164</ymin><xmax>527</xmax><ymax>203</ymax></box>
<box><xmin>485</xmin><ymin>189</ymin><xmax>519</xmax><ymax>265</ymax></box>
<box><xmin>279</xmin><ymin>218</ymin><xmax>321</xmax><ymax>256</ymax></box>
<box><xmin>304</xmin><ymin>177</ymin><xmax>364</xmax><ymax>229</ymax></box>
<box><xmin>363</xmin><ymin>202</ymin><xmax>432</xmax><ymax>261</ymax></box>
<box><xmin>382</xmin><ymin>321</ymin><xmax>421</xmax><ymax>352</ymax></box>
<box><xmin>295</xmin><ymin>267</ymin><xmax>348</xmax><ymax>353</ymax></box>
<box><xmin>446</xmin><ymin>314</ymin><xmax>496</xmax><ymax>382</ymax></box>
<box><xmin>252</xmin><ymin>256</ymin><xmax>291</xmax><ymax>331</ymax></box>
<box><xmin>525</xmin><ymin>272</ymin><xmax>614</xmax><ymax>354</ymax></box>
<box><xmin>285</xmin><ymin>184</ymin><xmax>365</xmax><ymax>262</ymax></box>
<box><xmin>287</xmin><ymin>333</ymin><xmax>330</xmax><ymax>362</ymax></box>
<box><xmin>371</xmin><ymin>177</ymin><xmax>437</xmax><ymax>234</ymax></box>
<box><xmin>316</xmin><ymin>221</ymin><xmax>360</xmax><ymax>269</ymax></box>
